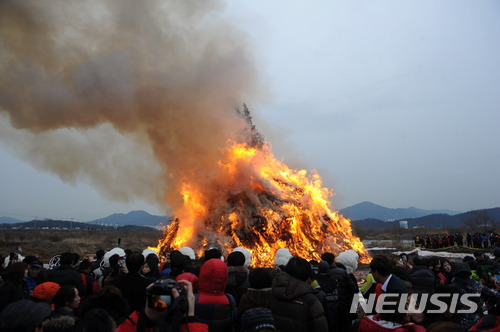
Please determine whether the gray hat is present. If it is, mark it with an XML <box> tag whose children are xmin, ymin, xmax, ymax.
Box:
<box><xmin>318</xmin><ymin>260</ymin><xmax>330</xmax><ymax>274</ymax></box>
<box><xmin>451</xmin><ymin>262</ymin><xmax>471</xmax><ymax>277</ymax></box>
<box><xmin>0</xmin><ymin>299</ymin><xmax>52</xmax><ymax>332</ymax></box>
<box><xmin>30</xmin><ymin>260</ymin><xmax>43</xmax><ymax>268</ymax></box>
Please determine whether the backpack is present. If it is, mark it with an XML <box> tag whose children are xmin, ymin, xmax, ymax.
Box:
<box><xmin>80</xmin><ymin>272</ymin><xmax>99</xmax><ymax>297</ymax></box>
<box><xmin>316</xmin><ymin>275</ymin><xmax>339</xmax><ymax>332</ymax></box>
<box><xmin>321</xmin><ymin>288</ymin><xmax>339</xmax><ymax>332</ymax></box>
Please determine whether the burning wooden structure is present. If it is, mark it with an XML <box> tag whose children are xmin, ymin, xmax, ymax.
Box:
<box><xmin>154</xmin><ymin>110</ymin><xmax>369</xmax><ymax>266</ymax></box>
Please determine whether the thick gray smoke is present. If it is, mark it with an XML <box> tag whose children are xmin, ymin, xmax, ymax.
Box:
<box><xmin>0</xmin><ymin>0</ymin><xmax>263</xmax><ymax>211</ymax></box>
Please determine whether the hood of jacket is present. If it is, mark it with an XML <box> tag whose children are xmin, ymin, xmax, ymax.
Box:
<box><xmin>175</xmin><ymin>272</ymin><xmax>199</xmax><ymax>293</ymax></box>
<box><xmin>198</xmin><ymin>258</ymin><xmax>228</xmax><ymax>294</ymax></box>
<box><xmin>227</xmin><ymin>266</ymin><xmax>249</xmax><ymax>288</ymax></box>
<box><xmin>271</xmin><ymin>272</ymin><xmax>314</xmax><ymax>301</ymax></box>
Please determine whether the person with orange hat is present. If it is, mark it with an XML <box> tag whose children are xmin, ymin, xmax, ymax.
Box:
<box><xmin>31</xmin><ymin>281</ymin><xmax>61</xmax><ymax>307</ymax></box>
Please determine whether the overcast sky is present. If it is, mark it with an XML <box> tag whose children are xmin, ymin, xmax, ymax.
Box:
<box><xmin>1</xmin><ymin>1</ymin><xmax>499</xmax><ymax>221</ymax></box>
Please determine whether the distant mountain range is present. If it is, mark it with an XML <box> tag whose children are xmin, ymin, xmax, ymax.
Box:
<box><xmin>0</xmin><ymin>216</ymin><xmax>24</xmax><ymax>224</ymax></box>
<box><xmin>1</xmin><ymin>202</ymin><xmax>498</xmax><ymax>230</ymax></box>
<box><xmin>350</xmin><ymin>207</ymin><xmax>500</xmax><ymax>230</ymax></box>
<box><xmin>339</xmin><ymin>201</ymin><xmax>460</xmax><ymax>221</ymax></box>
<box><xmin>0</xmin><ymin>218</ymin><xmax>156</xmax><ymax>230</ymax></box>
<box><xmin>0</xmin><ymin>210</ymin><xmax>169</xmax><ymax>230</ymax></box>
<box><xmin>88</xmin><ymin>210</ymin><xmax>169</xmax><ymax>227</ymax></box>
<box><xmin>339</xmin><ymin>201</ymin><xmax>500</xmax><ymax>229</ymax></box>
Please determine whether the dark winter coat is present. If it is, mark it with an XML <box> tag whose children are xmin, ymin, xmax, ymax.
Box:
<box><xmin>314</xmin><ymin>273</ymin><xmax>339</xmax><ymax>332</ymax></box>
<box><xmin>50</xmin><ymin>305</ymin><xmax>79</xmax><ymax>321</ymax></box>
<box><xmin>0</xmin><ymin>279</ymin><xmax>28</xmax><ymax>312</ymax></box>
<box><xmin>237</xmin><ymin>288</ymin><xmax>272</xmax><ymax>317</ymax></box>
<box><xmin>110</xmin><ymin>272</ymin><xmax>153</xmax><ymax>313</ymax></box>
<box><xmin>53</xmin><ymin>265</ymin><xmax>85</xmax><ymax>295</ymax></box>
<box><xmin>268</xmin><ymin>272</ymin><xmax>328</xmax><ymax>332</ymax></box>
<box><xmin>316</xmin><ymin>266</ymin><xmax>357</xmax><ymax>332</ymax></box>
<box><xmin>195</xmin><ymin>259</ymin><xmax>236</xmax><ymax>332</ymax></box>
<box><xmin>225</xmin><ymin>265</ymin><xmax>249</xmax><ymax>306</ymax></box>
<box><xmin>237</xmin><ymin>287</ymin><xmax>272</xmax><ymax>331</ymax></box>
<box><xmin>408</xmin><ymin>266</ymin><xmax>435</xmax><ymax>294</ymax></box>
<box><xmin>329</xmin><ymin>264</ymin><xmax>358</xmax><ymax>309</ymax></box>
<box><xmin>450</xmin><ymin>277</ymin><xmax>500</xmax><ymax>331</ymax></box>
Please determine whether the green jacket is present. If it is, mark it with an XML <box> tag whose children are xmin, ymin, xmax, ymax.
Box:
<box><xmin>360</xmin><ymin>273</ymin><xmax>375</xmax><ymax>294</ymax></box>
<box><xmin>470</xmin><ymin>270</ymin><xmax>481</xmax><ymax>282</ymax></box>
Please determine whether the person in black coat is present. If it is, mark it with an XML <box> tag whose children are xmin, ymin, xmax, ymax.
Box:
<box><xmin>0</xmin><ymin>262</ymin><xmax>29</xmax><ymax>312</ymax></box>
<box><xmin>52</xmin><ymin>252</ymin><xmax>85</xmax><ymax>296</ymax></box>
<box><xmin>110</xmin><ymin>252</ymin><xmax>153</xmax><ymax>313</ymax></box>
<box><xmin>225</xmin><ymin>251</ymin><xmax>250</xmax><ymax>306</ymax></box>
<box><xmin>320</xmin><ymin>252</ymin><xmax>358</xmax><ymax>332</ymax></box>
<box><xmin>408</xmin><ymin>256</ymin><xmax>435</xmax><ymax>294</ymax></box>
<box><xmin>370</xmin><ymin>255</ymin><xmax>408</xmax><ymax>294</ymax></box>
<box><xmin>268</xmin><ymin>256</ymin><xmax>328</xmax><ymax>332</ymax></box>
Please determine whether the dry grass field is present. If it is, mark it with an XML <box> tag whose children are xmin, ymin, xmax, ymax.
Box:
<box><xmin>0</xmin><ymin>229</ymin><xmax>164</xmax><ymax>263</ymax></box>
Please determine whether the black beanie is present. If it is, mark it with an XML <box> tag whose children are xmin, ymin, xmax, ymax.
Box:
<box><xmin>204</xmin><ymin>248</ymin><xmax>222</xmax><ymax>261</ymax></box>
<box><xmin>242</xmin><ymin>307</ymin><xmax>276</xmax><ymax>332</ymax></box>
<box><xmin>169</xmin><ymin>251</ymin><xmax>186</xmax><ymax>269</ymax></box>
<box><xmin>227</xmin><ymin>251</ymin><xmax>245</xmax><ymax>267</ymax></box>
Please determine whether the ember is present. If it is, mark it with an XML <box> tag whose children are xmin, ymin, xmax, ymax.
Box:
<box><xmin>154</xmin><ymin>107</ymin><xmax>369</xmax><ymax>266</ymax></box>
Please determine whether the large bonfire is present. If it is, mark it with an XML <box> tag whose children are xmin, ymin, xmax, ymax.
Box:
<box><xmin>155</xmin><ymin>107</ymin><xmax>369</xmax><ymax>266</ymax></box>
<box><xmin>0</xmin><ymin>2</ymin><xmax>369</xmax><ymax>266</ymax></box>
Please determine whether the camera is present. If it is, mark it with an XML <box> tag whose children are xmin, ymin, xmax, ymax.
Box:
<box><xmin>147</xmin><ymin>278</ymin><xmax>187</xmax><ymax>311</ymax></box>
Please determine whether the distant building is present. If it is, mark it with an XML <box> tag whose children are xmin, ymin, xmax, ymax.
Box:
<box><xmin>399</xmin><ymin>220</ymin><xmax>408</xmax><ymax>229</ymax></box>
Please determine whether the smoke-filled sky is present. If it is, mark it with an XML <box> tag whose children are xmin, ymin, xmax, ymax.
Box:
<box><xmin>1</xmin><ymin>0</ymin><xmax>499</xmax><ymax>221</ymax></box>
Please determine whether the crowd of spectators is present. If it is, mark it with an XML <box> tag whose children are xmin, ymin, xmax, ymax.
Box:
<box><xmin>414</xmin><ymin>233</ymin><xmax>500</xmax><ymax>249</ymax></box>
<box><xmin>1</xmin><ymin>244</ymin><xmax>500</xmax><ymax>331</ymax></box>
<box><xmin>360</xmin><ymin>249</ymin><xmax>500</xmax><ymax>331</ymax></box>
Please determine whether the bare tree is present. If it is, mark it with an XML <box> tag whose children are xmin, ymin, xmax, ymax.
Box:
<box><xmin>463</xmin><ymin>211</ymin><xmax>498</xmax><ymax>234</ymax></box>
<box><xmin>391</xmin><ymin>222</ymin><xmax>405</xmax><ymax>245</ymax></box>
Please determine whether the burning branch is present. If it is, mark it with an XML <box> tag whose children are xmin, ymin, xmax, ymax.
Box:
<box><xmin>154</xmin><ymin>108</ymin><xmax>369</xmax><ymax>266</ymax></box>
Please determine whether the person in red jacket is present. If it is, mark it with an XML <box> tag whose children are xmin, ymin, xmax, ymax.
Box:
<box><xmin>115</xmin><ymin>279</ymin><xmax>207</xmax><ymax>332</ymax></box>
<box><xmin>195</xmin><ymin>258</ymin><xmax>237</xmax><ymax>331</ymax></box>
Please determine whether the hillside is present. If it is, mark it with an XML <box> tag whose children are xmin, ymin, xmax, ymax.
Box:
<box><xmin>0</xmin><ymin>210</ymin><xmax>169</xmax><ymax>229</ymax></box>
<box><xmin>352</xmin><ymin>207</ymin><xmax>500</xmax><ymax>229</ymax></box>
<box><xmin>339</xmin><ymin>201</ymin><xmax>460</xmax><ymax>221</ymax></box>
<box><xmin>89</xmin><ymin>210</ymin><xmax>168</xmax><ymax>227</ymax></box>
<box><xmin>0</xmin><ymin>216</ymin><xmax>24</xmax><ymax>224</ymax></box>
<box><xmin>0</xmin><ymin>218</ymin><xmax>156</xmax><ymax>231</ymax></box>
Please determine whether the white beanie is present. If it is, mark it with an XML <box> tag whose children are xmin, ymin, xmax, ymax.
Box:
<box><xmin>336</xmin><ymin>250</ymin><xmax>359</xmax><ymax>274</ymax></box>
<box><xmin>142</xmin><ymin>248</ymin><xmax>158</xmax><ymax>259</ymax></box>
<box><xmin>103</xmin><ymin>247</ymin><xmax>126</xmax><ymax>267</ymax></box>
<box><xmin>233</xmin><ymin>247</ymin><xmax>252</xmax><ymax>267</ymax></box>
<box><xmin>178</xmin><ymin>246</ymin><xmax>196</xmax><ymax>260</ymax></box>
<box><xmin>274</xmin><ymin>248</ymin><xmax>292</xmax><ymax>267</ymax></box>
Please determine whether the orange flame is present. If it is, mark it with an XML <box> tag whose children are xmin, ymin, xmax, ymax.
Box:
<box><xmin>154</xmin><ymin>140</ymin><xmax>369</xmax><ymax>266</ymax></box>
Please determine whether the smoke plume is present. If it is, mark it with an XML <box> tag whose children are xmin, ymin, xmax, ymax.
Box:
<box><xmin>0</xmin><ymin>0</ymin><xmax>262</xmax><ymax>211</ymax></box>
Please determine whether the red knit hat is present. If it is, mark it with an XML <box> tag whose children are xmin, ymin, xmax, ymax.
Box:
<box><xmin>32</xmin><ymin>282</ymin><xmax>61</xmax><ymax>300</ymax></box>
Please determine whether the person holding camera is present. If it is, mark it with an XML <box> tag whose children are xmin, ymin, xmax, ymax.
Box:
<box><xmin>111</xmin><ymin>252</ymin><xmax>153</xmax><ymax>313</ymax></box>
<box><xmin>115</xmin><ymin>278</ymin><xmax>208</xmax><ymax>332</ymax></box>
